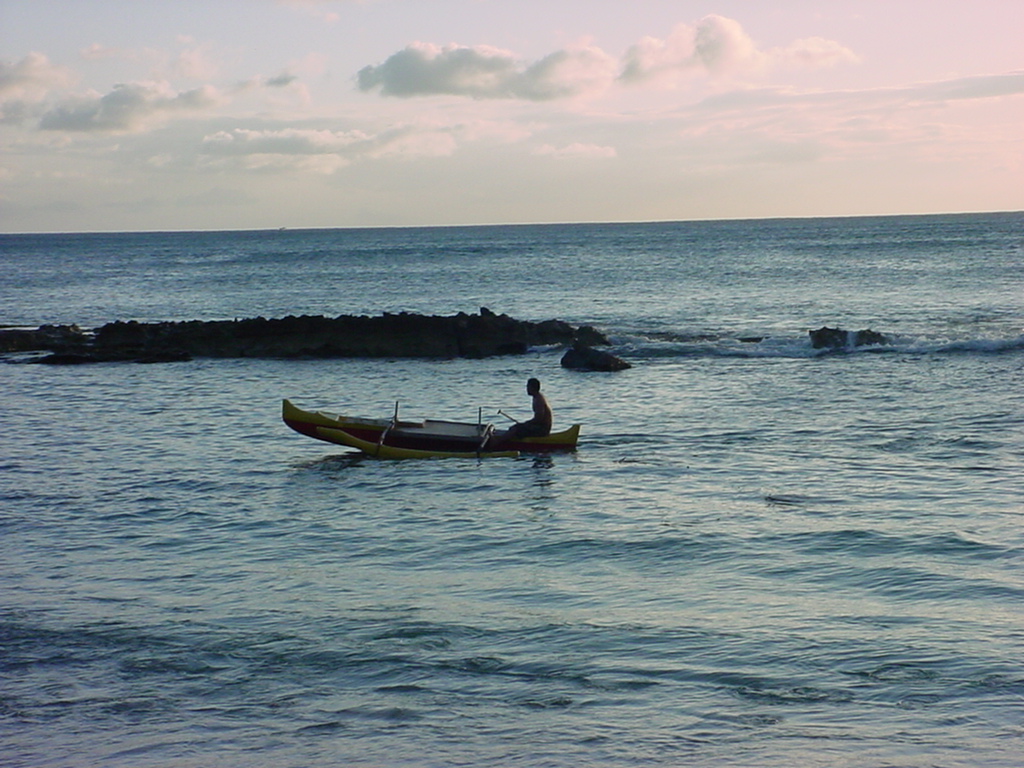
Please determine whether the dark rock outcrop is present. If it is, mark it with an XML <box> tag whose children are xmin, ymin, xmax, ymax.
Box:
<box><xmin>0</xmin><ymin>324</ymin><xmax>87</xmax><ymax>353</ymax></box>
<box><xmin>809</xmin><ymin>326</ymin><xmax>889</xmax><ymax>350</ymax></box>
<box><xmin>561</xmin><ymin>342</ymin><xmax>632</xmax><ymax>372</ymax></box>
<box><xmin>4</xmin><ymin>310</ymin><xmax>610</xmax><ymax>364</ymax></box>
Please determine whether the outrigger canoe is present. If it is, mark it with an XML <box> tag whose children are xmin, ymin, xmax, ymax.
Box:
<box><xmin>282</xmin><ymin>399</ymin><xmax>580</xmax><ymax>459</ymax></box>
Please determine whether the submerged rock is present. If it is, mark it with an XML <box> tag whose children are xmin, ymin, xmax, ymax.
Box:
<box><xmin>561</xmin><ymin>342</ymin><xmax>632</xmax><ymax>372</ymax></box>
<box><xmin>34</xmin><ymin>350</ymin><xmax>194</xmax><ymax>365</ymax></box>
<box><xmin>35</xmin><ymin>353</ymin><xmax>101</xmax><ymax>365</ymax></box>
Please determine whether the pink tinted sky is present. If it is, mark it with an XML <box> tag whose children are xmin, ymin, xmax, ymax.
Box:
<box><xmin>1</xmin><ymin>0</ymin><xmax>1022</xmax><ymax>232</ymax></box>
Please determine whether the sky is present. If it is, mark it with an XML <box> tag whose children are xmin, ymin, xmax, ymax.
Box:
<box><xmin>2</xmin><ymin>0</ymin><xmax>1023</xmax><ymax>232</ymax></box>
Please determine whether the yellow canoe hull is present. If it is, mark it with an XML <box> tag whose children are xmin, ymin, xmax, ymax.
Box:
<box><xmin>283</xmin><ymin>399</ymin><xmax>579</xmax><ymax>459</ymax></box>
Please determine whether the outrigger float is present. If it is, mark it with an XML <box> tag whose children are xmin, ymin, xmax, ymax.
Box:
<box><xmin>282</xmin><ymin>399</ymin><xmax>580</xmax><ymax>459</ymax></box>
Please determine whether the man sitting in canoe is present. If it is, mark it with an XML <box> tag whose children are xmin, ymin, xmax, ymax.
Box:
<box><xmin>492</xmin><ymin>378</ymin><xmax>552</xmax><ymax>448</ymax></box>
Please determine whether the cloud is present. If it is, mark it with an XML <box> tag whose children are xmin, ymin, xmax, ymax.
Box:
<box><xmin>367</xmin><ymin>126</ymin><xmax>459</xmax><ymax>159</ymax></box>
<box><xmin>202</xmin><ymin>127</ymin><xmax>370</xmax><ymax>155</ymax></box>
<box><xmin>0</xmin><ymin>52</ymin><xmax>75</xmax><ymax>100</ymax></box>
<box><xmin>534</xmin><ymin>142</ymin><xmax>617</xmax><ymax>159</ymax></box>
<box><xmin>913</xmin><ymin>71</ymin><xmax>1024</xmax><ymax>102</ymax></box>
<box><xmin>198</xmin><ymin>121</ymin><xmax>503</xmax><ymax>174</ymax></box>
<box><xmin>1</xmin><ymin>52</ymin><xmax>77</xmax><ymax>125</ymax></box>
<box><xmin>229</xmin><ymin>71</ymin><xmax>306</xmax><ymax>98</ymax></box>
<box><xmin>357</xmin><ymin>41</ymin><xmax>616</xmax><ymax>100</ymax></box>
<box><xmin>691</xmin><ymin>15</ymin><xmax>763</xmax><ymax>75</ymax></box>
<box><xmin>174</xmin><ymin>38</ymin><xmax>220</xmax><ymax>81</ymax></box>
<box><xmin>38</xmin><ymin>81</ymin><xmax>222</xmax><ymax>132</ymax></box>
<box><xmin>229</xmin><ymin>153</ymin><xmax>350</xmax><ymax>175</ymax></box>
<box><xmin>662</xmin><ymin>67</ymin><xmax>1024</xmax><ymax>173</ymax></box>
<box><xmin>357</xmin><ymin>16</ymin><xmax>856</xmax><ymax>102</ymax></box>
<box><xmin>621</xmin><ymin>15</ymin><xmax>856</xmax><ymax>84</ymax></box>
<box><xmin>265</xmin><ymin>72</ymin><xmax>299</xmax><ymax>88</ymax></box>
<box><xmin>80</xmin><ymin>43</ymin><xmax>123</xmax><ymax>61</ymax></box>
<box><xmin>277</xmin><ymin>0</ymin><xmax>345</xmax><ymax>24</ymax></box>
<box><xmin>691</xmin><ymin>71</ymin><xmax>1024</xmax><ymax>118</ymax></box>
<box><xmin>200</xmin><ymin>126</ymin><xmax>380</xmax><ymax>174</ymax></box>
<box><xmin>775</xmin><ymin>37</ymin><xmax>861</xmax><ymax>70</ymax></box>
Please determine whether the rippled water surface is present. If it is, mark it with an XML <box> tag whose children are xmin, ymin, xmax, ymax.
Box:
<box><xmin>2</xmin><ymin>215</ymin><xmax>1023</xmax><ymax>767</ymax></box>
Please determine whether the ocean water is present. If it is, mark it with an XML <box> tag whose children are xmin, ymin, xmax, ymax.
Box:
<box><xmin>1</xmin><ymin>214</ymin><xmax>1022</xmax><ymax>767</ymax></box>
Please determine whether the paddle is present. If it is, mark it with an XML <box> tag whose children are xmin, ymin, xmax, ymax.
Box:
<box><xmin>497</xmin><ymin>409</ymin><xmax>519</xmax><ymax>424</ymax></box>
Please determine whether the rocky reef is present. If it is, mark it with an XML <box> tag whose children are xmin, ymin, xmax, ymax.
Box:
<box><xmin>1</xmin><ymin>309</ymin><xmax>609</xmax><ymax>364</ymax></box>
<box><xmin>0</xmin><ymin>324</ymin><xmax>89</xmax><ymax>354</ymax></box>
<box><xmin>809</xmin><ymin>326</ymin><xmax>889</xmax><ymax>350</ymax></box>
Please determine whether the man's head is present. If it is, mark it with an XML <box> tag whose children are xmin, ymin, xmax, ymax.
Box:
<box><xmin>527</xmin><ymin>377</ymin><xmax>541</xmax><ymax>394</ymax></box>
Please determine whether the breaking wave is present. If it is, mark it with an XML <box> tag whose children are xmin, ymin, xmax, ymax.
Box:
<box><xmin>606</xmin><ymin>331</ymin><xmax>1024</xmax><ymax>361</ymax></box>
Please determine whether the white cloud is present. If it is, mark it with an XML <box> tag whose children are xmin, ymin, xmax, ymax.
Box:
<box><xmin>0</xmin><ymin>52</ymin><xmax>75</xmax><ymax>100</ymax></box>
<box><xmin>277</xmin><ymin>0</ymin><xmax>346</xmax><ymax>24</ymax></box>
<box><xmin>689</xmin><ymin>71</ymin><xmax>1024</xmax><ymax>119</ymax></box>
<box><xmin>692</xmin><ymin>15</ymin><xmax>763</xmax><ymax>75</ymax></box>
<box><xmin>76</xmin><ymin>41</ymin><xmax>174</xmax><ymax>82</ymax></box>
<box><xmin>618</xmin><ymin>25</ymin><xmax>700</xmax><ymax>85</ymax></box>
<box><xmin>1</xmin><ymin>53</ymin><xmax>75</xmax><ymax>125</ymax></box>
<box><xmin>534</xmin><ymin>142</ymin><xmax>617</xmax><ymax>159</ymax></box>
<box><xmin>517</xmin><ymin>46</ymin><xmax>619</xmax><ymax>100</ymax></box>
<box><xmin>620</xmin><ymin>15</ymin><xmax>856</xmax><ymax>84</ymax></box>
<box><xmin>662</xmin><ymin>68</ymin><xmax>1024</xmax><ymax>174</ymax></box>
<box><xmin>80</xmin><ymin>43</ymin><xmax>123</xmax><ymax>61</ymax></box>
<box><xmin>200</xmin><ymin>125</ymin><xmax>364</xmax><ymax>174</ymax></box>
<box><xmin>775</xmin><ymin>37</ymin><xmax>861</xmax><ymax>70</ymax></box>
<box><xmin>197</xmin><ymin>119</ymin><xmax>520</xmax><ymax>174</ymax></box>
<box><xmin>367</xmin><ymin>127</ymin><xmax>459</xmax><ymax>159</ymax></box>
<box><xmin>174</xmin><ymin>38</ymin><xmax>220</xmax><ymax>81</ymax></box>
<box><xmin>202</xmin><ymin>127</ymin><xmax>369</xmax><ymax>155</ymax></box>
<box><xmin>357</xmin><ymin>43</ymin><xmax>515</xmax><ymax>98</ymax></box>
<box><xmin>265</xmin><ymin>72</ymin><xmax>299</xmax><ymax>88</ymax></box>
<box><xmin>38</xmin><ymin>82</ymin><xmax>222</xmax><ymax>132</ymax></box>
<box><xmin>236</xmin><ymin>153</ymin><xmax>350</xmax><ymax>174</ymax></box>
<box><xmin>357</xmin><ymin>41</ymin><xmax>616</xmax><ymax>100</ymax></box>
<box><xmin>913</xmin><ymin>71</ymin><xmax>1024</xmax><ymax>102</ymax></box>
<box><xmin>356</xmin><ymin>16</ymin><xmax>857</xmax><ymax>103</ymax></box>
